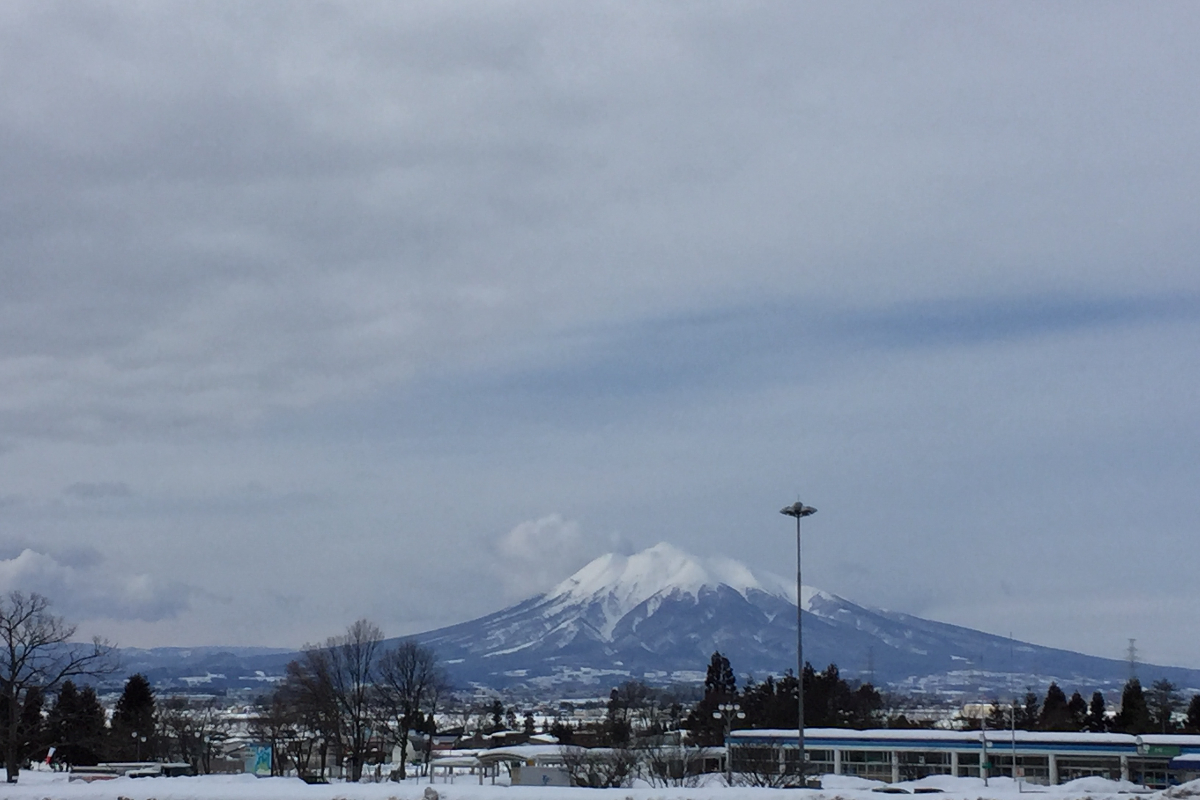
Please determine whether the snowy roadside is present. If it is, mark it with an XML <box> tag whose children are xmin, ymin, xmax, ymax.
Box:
<box><xmin>4</xmin><ymin>773</ymin><xmax>1200</xmax><ymax>800</ymax></box>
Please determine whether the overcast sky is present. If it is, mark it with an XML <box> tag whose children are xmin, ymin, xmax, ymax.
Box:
<box><xmin>2</xmin><ymin>2</ymin><xmax>1198</xmax><ymax>671</ymax></box>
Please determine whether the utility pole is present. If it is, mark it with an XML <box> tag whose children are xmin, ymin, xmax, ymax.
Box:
<box><xmin>780</xmin><ymin>501</ymin><xmax>816</xmax><ymax>780</ymax></box>
<box><xmin>713</xmin><ymin>703</ymin><xmax>745</xmax><ymax>785</ymax></box>
<box><xmin>981</xmin><ymin>712</ymin><xmax>990</xmax><ymax>788</ymax></box>
<box><xmin>1011</xmin><ymin>701</ymin><xmax>1021</xmax><ymax>792</ymax></box>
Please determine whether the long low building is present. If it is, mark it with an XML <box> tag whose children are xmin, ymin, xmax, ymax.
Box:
<box><xmin>728</xmin><ymin>728</ymin><xmax>1200</xmax><ymax>788</ymax></box>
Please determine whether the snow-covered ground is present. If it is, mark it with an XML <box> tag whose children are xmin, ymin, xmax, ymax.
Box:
<box><xmin>5</xmin><ymin>772</ymin><xmax>1200</xmax><ymax>800</ymax></box>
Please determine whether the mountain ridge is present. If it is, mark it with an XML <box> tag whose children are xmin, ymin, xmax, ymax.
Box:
<box><xmin>409</xmin><ymin>543</ymin><xmax>1200</xmax><ymax>695</ymax></box>
<box><xmin>110</xmin><ymin>543</ymin><xmax>1200</xmax><ymax>697</ymax></box>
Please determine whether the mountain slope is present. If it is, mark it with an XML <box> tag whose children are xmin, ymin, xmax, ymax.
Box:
<box><xmin>107</xmin><ymin>543</ymin><xmax>1200</xmax><ymax>697</ymax></box>
<box><xmin>413</xmin><ymin>543</ymin><xmax>1200</xmax><ymax>696</ymax></box>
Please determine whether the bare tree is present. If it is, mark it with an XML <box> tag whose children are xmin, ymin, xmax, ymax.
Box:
<box><xmin>559</xmin><ymin>744</ymin><xmax>638</xmax><ymax>788</ymax></box>
<box><xmin>636</xmin><ymin>737</ymin><xmax>713</xmax><ymax>788</ymax></box>
<box><xmin>731</xmin><ymin>743</ymin><xmax>805</xmax><ymax>788</ymax></box>
<box><xmin>158</xmin><ymin>696</ymin><xmax>230</xmax><ymax>774</ymax></box>
<box><xmin>419</xmin><ymin>667</ymin><xmax>449</xmax><ymax>777</ymax></box>
<box><xmin>0</xmin><ymin>592</ymin><xmax>113</xmax><ymax>783</ymax></box>
<box><xmin>375</xmin><ymin>639</ymin><xmax>448</xmax><ymax>780</ymax></box>
<box><xmin>280</xmin><ymin>656</ymin><xmax>341</xmax><ymax>779</ymax></box>
<box><xmin>301</xmin><ymin>619</ymin><xmax>383</xmax><ymax>781</ymax></box>
<box><xmin>248</xmin><ymin>691</ymin><xmax>299</xmax><ymax>777</ymax></box>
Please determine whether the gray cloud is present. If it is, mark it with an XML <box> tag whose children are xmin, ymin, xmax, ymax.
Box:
<box><xmin>63</xmin><ymin>481</ymin><xmax>133</xmax><ymax>499</ymax></box>
<box><xmin>492</xmin><ymin>514</ymin><xmax>635</xmax><ymax>600</ymax></box>
<box><xmin>0</xmin><ymin>544</ymin><xmax>192</xmax><ymax>622</ymax></box>
<box><xmin>3</xmin><ymin>3</ymin><xmax>1196</xmax><ymax>444</ymax></box>
<box><xmin>0</xmin><ymin>3</ymin><xmax>1196</xmax><ymax>666</ymax></box>
<box><xmin>494</xmin><ymin>514</ymin><xmax>589</xmax><ymax>599</ymax></box>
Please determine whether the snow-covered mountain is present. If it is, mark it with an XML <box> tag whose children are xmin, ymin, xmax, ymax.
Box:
<box><xmin>110</xmin><ymin>543</ymin><xmax>1200</xmax><ymax>697</ymax></box>
<box><xmin>414</xmin><ymin>542</ymin><xmax>1200</xmax><ymax>696</ymax></box>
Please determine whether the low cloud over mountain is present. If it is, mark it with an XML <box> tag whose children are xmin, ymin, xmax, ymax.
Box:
<box><xmin>0</xmin><ymin>542</ymin><xmax>193</xmax><ymax>622</ymax></box>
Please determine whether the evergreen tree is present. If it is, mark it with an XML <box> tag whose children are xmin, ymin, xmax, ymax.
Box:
<box><xmin>111</xmin><ymin>674</ymin><xmax>157</xmax><ymax>760</ymax></box>
<box><xmin>742</xmin><ymin>672</ymin><xmax>799</xmax><ymax>729</ymax></box>
<box><xmin>1014</xmin><ymin>690</ymin><xmax>1040</xmax><ymax>729</ymax></box>
<box><xmin>685</xmin><ymin>651</ymin><xmax>738</xmax><ymax>746</ymax></box>
<box><xmin>704</xmin><ymin>651</ymin><xmax>737</xmax><ymax>699</ymax></box>
<box><xmin>741</xmin><ymin>664</ymin><xmax>881</xmax><ymax>730</ymax></box>
<box><xmin>802</xmin><ymin>663</ymin><xmax>882</xmax><ymax>728</ymax></box>
<box><xmin>603</xmin><ymin>688</ymin><xmax>632</xmax><ymax>746</ymax></box>
<box><xmin>1185</xmin><ymin>695</ymin><xmax>1200</xmax><ymax>733</ymax></box>
<box><xmin>487</xmin><ymin>699</ymin><xmax>504</xmax><ymax>732</ymax></box>
<box><xmin>46</xmin><ymin>681</ymin><xmax>78</xmax><ymax>743</ymax></box>
<box><xmin>1114</xmin><ymin>678</ymin><xmax>1151</xmax><ymax>733</ymax></box>
<box><xmin>1067</xmin><ymin>691</ymin><xmax>1088</xmax><ymax>731</ymax></box>
<box><xmin>548</xmin><ymin>719</ymin><xmax>575</xmax><ymax>744</ymax></box>
<box><xmin>0</xmin><ymin>686</ymin><xmax>45</xmax><ymax>767</ymax></box>
<box><xmin>76</xmin><ymin>686</ymin><xmax>107</xmax><ymax>760</ymax></box>
<box><xmin>985</xmin><ymin>700</ymin><xmax>1007</xmax><ymax>731</ymax></box>
<box><xmin>47</xmin><ymin>682</ymin><xmax>79</xmax><ymax>764</ymax></box>
<box><xmin>1086</xmin><ymin>691</ymin><xmax>1107</xmax><ymax>732</ymax></box>
<box><xmin>1148</xmin><ymin>679</ymin><xmax>1182</xmax><ymax>733</ymax></box>
<box><xmin>48</xmin><ymin>682</ymin><xmax>107</xmax><ymax>766</ymax></box>
<box><xmin>1038</xmin><ymin>683</ymin><xmax>1071</xmax><ymax>730</ymax></box>
<box><xmin>18</xmin><ymin>688</ymin><xmax>44</xmax><ymax>764</ymax></box>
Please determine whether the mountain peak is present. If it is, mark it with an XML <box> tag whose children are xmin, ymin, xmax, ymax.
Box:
<box><xmin>408</xmin><ymin>541</ymin><xmax>1200</xmax><ymax>696</ymax></box>
<box><xmin>542</xmin><ymin>542</ymin><xmax>831</xmax><ymax>638</ymax></box>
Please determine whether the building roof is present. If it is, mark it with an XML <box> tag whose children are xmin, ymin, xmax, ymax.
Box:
<box><xmin>728</xmin><ymin>728</ymin><xmax>1200</xmax><ymax>756</ymax></box>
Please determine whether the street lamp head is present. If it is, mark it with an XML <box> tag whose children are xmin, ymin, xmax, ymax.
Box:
<box><xmin>780</xmin><ymin>502</ymin><xmax>816</xmax><ymax>519</ymax></box>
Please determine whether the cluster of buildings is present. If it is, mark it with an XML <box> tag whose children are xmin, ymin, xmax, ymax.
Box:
<box><xmin>727</xmin><ymin>728</ymin><xmax>1200</xmax><ymax>788</ymax></box>
<box><xmin>62</xmin><ymin>690</ymin><xmax>1200</xmax><ymax>789</ymax></box>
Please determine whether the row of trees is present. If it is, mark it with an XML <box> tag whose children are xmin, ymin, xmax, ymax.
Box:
<box><xmin>536</xmin><ymin>653</ymin><xmax>885</xmax><ymax>788</ymax></box>
<box><xmin>684</xmin><ymin>651</ymin><xmax>885</xmax><ymax>745</ymax></box>
<box><xmin>978</xmin><ymin>677</ymin><xmax>1200</xmax><ymax>734</ymax></box>
<box><xmin>0</xmin><ymin>592</ymin><xmax>113</xmax><ymax>783</ymax></box>
<box><xmin>249</xmin><ymin>619</ymin><xmax>448</xmax><ymax>782</ymax></box>
<box><xmin>18</xmin><ymin>670</ymin><xmax>234</xmax><ymax>774</ymax></box>
<box><xmin>676</xmin><ymin>651</ymin><xmax>1200</xmax><ymax>742</ymax></box>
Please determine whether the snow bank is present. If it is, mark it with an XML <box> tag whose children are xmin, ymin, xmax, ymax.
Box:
<box><xmin>1165</xmin><ymin>779</ymin><xmax>1200</xmax><ymax>798</ymax></box>
<box><xmin>0</xmin><ymin>771</ymin><xmax>1180</xmax><ymax>800</ymax></box>
<box><xmin>820</xmin><ymin>774</ymin><xmax>888</xmax><ymax>790</ymax></box>
<box><xmin>1057</xmin><ymin>775</ymin><xmax>1150</xmax><ymax>794</ymax></box>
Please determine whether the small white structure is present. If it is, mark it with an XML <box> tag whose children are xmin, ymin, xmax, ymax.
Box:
<box><xmin>510</xmin><ymin>765</ymin><xmax>571</xmax><ymax>786</ymax></box>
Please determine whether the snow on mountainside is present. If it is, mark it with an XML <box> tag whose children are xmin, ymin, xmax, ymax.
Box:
<box><xmin>107</xmin><ymin>543</ymin><xmax>1200</xmax><ymax>696</ymax></box>
<box><xmin>537</xmin><ymin>542</ymin><xmax>832</xmax><ymax>639</ymax></box>
<box><xmin>412</xmin><ymin>543</ymin><xmax>1200</xmax><ymax>695</ymax></box>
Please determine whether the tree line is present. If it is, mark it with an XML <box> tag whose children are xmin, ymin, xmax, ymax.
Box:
<box><xmin>12</xmin><ymin>671</ymin><xmax>248</xmax><ymax>774</ymax></box>
<box><xmin>7</xmin><ymin>617</ymin><xmax>453</xmax><ymax>784</ymax></box>
<box><xmin>974</xmin><ymin>677</ymin><xmax>1200</xmax><ymax>734</ymax></box>
<box><xmin>0</xmin><ymin>592</ymin><xmax>112</xmax><ymax>783</ymax></box>
<box><xmin>0</xmin><ymin>595</ymin><xmax>451</xmax><ymax>785</ymax></box>
<box><xmin>7</xmin><ymin>591</ymin><xmax>1200</xmax><ymax>786</ymax></box>
<box><xmin>677</xmin><ymin>651</ymin><xmax>1200</xmax><ymax>738</ymax></box>
<box><xmin>683</xmin><ymin>650</ymin><xmax>885</xmax><ymax>745</ymax></box>
<box><xmin>0</xmin><ymin>588</ymin><xmax>233</xmax><ymax>780</ymax></box>
<box><xmin>249</xmin><ymin>618</ymin><xmax>449</xmax><ymax>782</ymax></box>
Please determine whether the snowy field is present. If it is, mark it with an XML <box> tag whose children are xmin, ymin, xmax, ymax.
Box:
<box><xmin>6</xmin><ymin>773</ymin><xmax>1200</xmax><ymax>800</ymax></box>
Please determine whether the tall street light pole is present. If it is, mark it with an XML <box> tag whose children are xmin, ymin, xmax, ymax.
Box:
<box><xmin>713</xmin><ymin>702</ymin><xmax>745</xmax><ymax>785</ymax></box>
<box><xmin>780</xmin><ymin>501</ymin><xmax>816</xmax><ymax>778</ymax></box>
